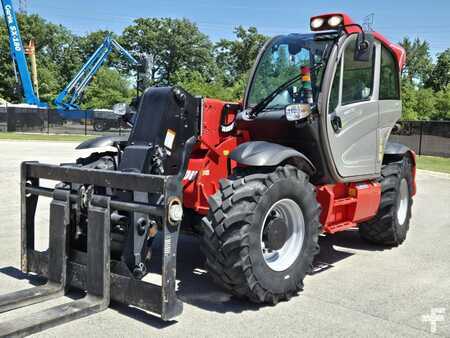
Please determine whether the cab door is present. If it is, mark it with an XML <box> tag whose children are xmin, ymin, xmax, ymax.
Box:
<box><xmin>326</xmin><ymin>35</ymin><xmax>380</xmax><ymax>178</ymax></box>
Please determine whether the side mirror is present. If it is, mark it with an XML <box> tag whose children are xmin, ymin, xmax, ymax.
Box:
<box><xmin>354</xmin><ymin>33</ymin><xmax>373</xmax><ymax>62</ymax></box>
<box><xmin>113</xmin><ymin>103</ymin><xmax>129</xmax><ymax>116</ymax></box>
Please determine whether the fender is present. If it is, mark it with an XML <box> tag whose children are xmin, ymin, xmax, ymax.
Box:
<box><xmin>76</xmin><ymin>135</ymin><xmax>128</xmax><ymax>150</ymax></box>
<box><xmin>384</xmin><ymin>141</ymin><xmax>417</xmax><ymax>165</ymax></box>
<box><xmin>230</xmin><ymin>141</ymin><xmax>316</xmax><ymax>175</ymax></box>
<box><xmin>384</xmin><ymin>141</ymin><xmax>417</xmax><ymax>196</ymax></box>
<box><xmin>384</xmin><ymin>141</ymin><xmax>411</xmax><ymax>157</ymax></box>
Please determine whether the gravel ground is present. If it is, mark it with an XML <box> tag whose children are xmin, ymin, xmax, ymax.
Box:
<box><xmin>0</xmin><ymin>140</ymin><xmax>449</xmax><ymax>337</ymax></box>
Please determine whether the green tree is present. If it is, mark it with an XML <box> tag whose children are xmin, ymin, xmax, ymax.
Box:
<box><xmin>400</xmin><ymin>37</ymin><xmax>433</xmax><ymax>85</ymax></box>
<box><xmin>120</xmin><ymin>18</ymin><xmax>214</xmax><ymax>85</ymax></box>
<box><xmin>173</xmin><ymin>69</ymin><xmax>245</xmax><ymax>101</ymax></box>
<box><xmin>426</xmin><ymin>49</ymin><xmax>450</xmax><ymax>92</ymax></box>
<box><xmin>433</xmin><ymin>86</ymin><xmax>450</xmax><ymax>120</ymax></box>
<box><xmin>78</xmin><ymin>30</ymin><xmax>114</xmax><ymax>61</ymax></box>
<box><xmin>81</xmin><ymin>68</ymin><xmax>133</xmax><ymax>109</ymax></box>
<box><xmin>414</xmin><ymin>87</ymin><xmax>436</xmax><ymax>120</ymax></box>
<box><xmin>215</xmin><ymin>26</ymin><xmax>268</xmax><ymax>84</ymax></box>
<box><xmin>401</xmin><ymin>80</ymin><xmax>418</xmax><ymax>120</ymax></box>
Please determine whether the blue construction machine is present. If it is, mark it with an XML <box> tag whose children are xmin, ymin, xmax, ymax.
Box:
<box><xmin>1</xmin><ymin>0</ymin><xmax>142</xmax><ymax>128</ymax></box>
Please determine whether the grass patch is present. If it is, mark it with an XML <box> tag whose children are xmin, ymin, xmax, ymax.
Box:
<box><xmin>0</xmin><ymin>132</ymin><xmax>93</xmax><ymax>142</ymax></box>
<box><xmin>416</xmin><ymin>155</ymin><xmax>450</xmax><ymax>174</ymax></box>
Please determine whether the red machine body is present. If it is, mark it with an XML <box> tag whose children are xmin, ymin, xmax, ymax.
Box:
<box><xmin>182</xmin><ymin>98</ymin><xmax>248</xmax><ymax>214</ymax></box>
<box><xmin>316</xmin><ymin>182</ymin><xmax>381</xmax><ymax>233</ymax></box>
<box><xmin>182</xmin><ymin>99</ymin><xmax>387</xmax><ymax>233</ymax></box>
<box><xmin>181</xmin><ymin>11</ymin><xmax>415</xmax><ymax>231</ymax></box>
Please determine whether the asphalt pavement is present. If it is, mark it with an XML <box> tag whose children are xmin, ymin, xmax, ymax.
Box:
<box><xmin>0</xmin><ymin>140</ymin><xmax>449</xmax><ymax>337</ymax></box>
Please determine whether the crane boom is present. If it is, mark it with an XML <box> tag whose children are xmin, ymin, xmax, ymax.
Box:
<box><xmin>1</xmin><ymin>2</ymin><xmax>140</xmax><ymax>113</ymax></box>
<box><xmin>54</xmin><ymin>35</ymin><xmax>140</xmax><ymax>110</ymax></box>
<box><xmin>1</xmin><ymin>0</ymin><xmax>46</xmax><ymax>107</ymax></box>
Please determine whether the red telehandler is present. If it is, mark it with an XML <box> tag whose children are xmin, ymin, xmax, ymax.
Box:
<box><xmin>0</xmin><ymin>13</ymin><xmax>415</xmax><ymax>336</ymax></box>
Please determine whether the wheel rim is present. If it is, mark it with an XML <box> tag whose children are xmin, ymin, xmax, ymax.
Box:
<box><xmin>94</xmin><ymin>121</ymin><xmax>106</xmax><ymax>131</ymax></box>
<box><xmin>260</xmin><ymin>199</ymin><xmax>305</xmax><ymax>272</ymax></box>
<box><xmin>397</xmin><ymin>178</ymin><xmax>409</xmax><ymax>226</ymax></box>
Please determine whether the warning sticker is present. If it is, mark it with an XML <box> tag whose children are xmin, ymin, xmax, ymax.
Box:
<box><xmin>164</xmin><ymin>129</ymin><xmax>176</xmax><ymax>149</ymax></box>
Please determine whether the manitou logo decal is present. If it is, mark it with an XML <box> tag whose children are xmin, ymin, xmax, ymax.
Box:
<box><xmin>4</xmin><ymin>5</ymin><xmax>22</xmax><ymax>52</ymax></box>
<box><xmin>183</xmin><ymin>170</ymin><xmax>198</xmax><ymax>182</ymax></box>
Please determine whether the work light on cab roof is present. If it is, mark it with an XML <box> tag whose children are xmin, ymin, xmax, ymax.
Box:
<box><xmin>310</xmin><ymin>13</ymin><xmax>355</xmax><ymax>32</ymax></box>
<box><xmin>310</xmin><ymin>12</ymin><xmax>406</xmax><ymax>70</ymax></box>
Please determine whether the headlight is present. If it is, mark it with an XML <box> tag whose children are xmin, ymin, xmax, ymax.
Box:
<box><xmin>285</xmin><ymin>104</ymin><xmax>311</xmax><ymax>121</ymax></box>
<box><xmin>168</xmin><ymin>199</ymin><xmax>183</xmax><ymax>223</ymax></box>
<box><xmin>328</xmin><ymin>15</ymin><xmax>343</xmax><ymax>28</ymax></box>
<box><xmin>310</xmin><ymin>17</ymin><xmax>325</xmax><ymax>30</ymax></box>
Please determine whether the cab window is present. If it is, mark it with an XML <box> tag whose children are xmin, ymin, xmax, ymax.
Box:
<box><xmin>379</xmin><ymin>46</ymin><xmax>400</xmax><ymax>100</ymax></box>
<box><xmin>341</xmin><ymin>40</ymin><xmax>375</xmax><ymax>105</ymax></box>
<box><xmin>329</xmin><ymin>60</ymin><xmax>341</xmax><ymax>113</ymax></box>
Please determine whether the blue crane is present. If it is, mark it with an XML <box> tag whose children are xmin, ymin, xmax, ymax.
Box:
<box><xmin>1</xmin><ymin>0</ymin><xmax>47</xmax><ymax>107</ymax></box>
<box><xmin>2</xmin><ymin>0</ymin><xmax>141</xmax><ymax>117</ymax></box>
<box><xmin>54</xmin><ymin>35</ymin><xmax>140</xmax><ymax>110</ymax></box>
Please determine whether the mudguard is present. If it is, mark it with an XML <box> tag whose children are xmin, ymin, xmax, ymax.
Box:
<box><xmin>230</xmin><ymin>141</ymin><xmax>316</xmax><ymax>174</ymax></box>
<box><xmin>384</xmin><ymin>141</ymin><xmax>417</xmax><ymax>166</ymax></box>
<box><xmin>384</xmin><ymin>141</ymin><xmax>417</xmax><ymax>195</ymax></box>
<box><xmin>76</xmin><ymin>135</ymin><xmax>128</xmax><ymax>150</ymax></box>
<box><xmin>384</xmin><ymin>142</ymin><xmax>411</xmax><ymax>156</ymax></box>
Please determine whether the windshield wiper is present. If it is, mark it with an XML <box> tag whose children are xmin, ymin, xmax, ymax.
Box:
<box><xmin>244</xmin><ymin>62</ymin><xmax>324</xmax><ymax>119</ymax></box>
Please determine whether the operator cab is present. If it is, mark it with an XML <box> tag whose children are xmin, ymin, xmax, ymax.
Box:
<box><xmin>240</xmin><ymin>13</ymin><xmax>405</xmax><ymax>183</ymax></box>
<box><xmin>245</xmin><ymin>33</ymin><xmax>335</xmax><ymax>109</ymax></box>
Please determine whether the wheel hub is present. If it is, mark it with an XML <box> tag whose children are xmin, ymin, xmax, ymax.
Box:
<box><xmin>260</xmin><ymin>198</ymin><xmax>305</xmax><ymax>272</ymax></box>
<box><xmin>263</xmin><ymin>216</ymin><xmax>288</xmax><ymax>251</ymax></box>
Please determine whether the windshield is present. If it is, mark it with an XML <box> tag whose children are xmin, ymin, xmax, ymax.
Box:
<box><xmin>246</xmin><ymin>34</ymin><xmax>334</xmax><ymax>110</ymax></box>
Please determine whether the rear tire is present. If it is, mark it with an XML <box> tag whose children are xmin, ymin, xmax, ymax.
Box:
<box><xmin>93</xmin><ymin>119</ymin><xmax>110</xmax><ymax>132</ymax></box>
<box><xmin>201</xmin><ymin>165</ymin><xmax>321</xmax><ymax>304</ymax></box>
<box><xmin>359</xmin><ymin>157</ymin><xmax>414</xmax><ymax>246</ymax></box>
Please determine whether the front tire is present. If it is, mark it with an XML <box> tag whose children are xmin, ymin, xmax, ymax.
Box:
<box><xmin>201</xmin><ymin>166</ymin><xmax>321</xmax><ymax>304</ymax></box>
<box><xmin>359</xmin><ymin>157</ymin><xmax>414</xmax><ymax>246</ymax></box>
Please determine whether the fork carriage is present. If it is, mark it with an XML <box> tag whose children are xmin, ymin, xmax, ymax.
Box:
<box><xmin>0</xmin><ymin>160</ymin><xmax>186</xmax><ymax>336</ymax></box>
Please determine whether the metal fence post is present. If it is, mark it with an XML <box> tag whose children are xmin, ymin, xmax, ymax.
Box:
<box><xmin>84</xmin><ymin>111</ymin><xmax>88</xmax><ymax>136</ymax></box>
<box><xmin>418</xmin><ymin>121</ymin><xmax>424</xmax><ymax>156</ymax></box>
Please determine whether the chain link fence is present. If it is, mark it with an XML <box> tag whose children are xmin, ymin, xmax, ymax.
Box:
<box><xmin>0</xmin><ymin>105</ymin><xmax>130</xmax><ymax>136</ymax></box>
<box><xmin>390</xmin><ymin>121</ymin><xmax>450</xmax><ymax>158</ymax></box>
<box><xmin>1</xmin><ymin>106</ymin><xmax>449</xmax><ymax>157</ymax></box>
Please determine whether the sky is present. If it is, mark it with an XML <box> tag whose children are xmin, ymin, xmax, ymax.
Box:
<box><xmin>22</xmin><ymin>0</ymin><xmax>450</xmax><ymax>57</ymax></box>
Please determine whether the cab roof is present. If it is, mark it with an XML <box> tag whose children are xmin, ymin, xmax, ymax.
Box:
<box><xmin>310</xmin><ymin>13</ymin><xmax>406</xmax><ymax>70</ymax></box>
